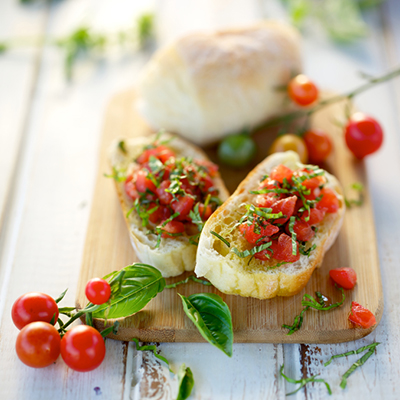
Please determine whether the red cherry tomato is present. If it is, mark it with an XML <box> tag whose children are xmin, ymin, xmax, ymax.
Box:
<box><xmin>85</xmin><ymin>278</ymin><xmax>111</xmax><ymax>305</ymax></box>
<box><xmin>348</xmin><ymin>301</ymin><xmax>376</xmax><ymax>329</ymax></box>
<box><xmin>303</xmin><ymin>130</ymin><xmax>333</xmax><ymax>164</ymax></box>
<box><xmin>329</xmin><ymin>267</ymin><xmax>357</xmax><ymax>290</ymax></box>
<box><xmin>16</xmin><ymin>322</ymin><xmax>61</xmax><ymax>368</ymax></box>
<box><xmin>345</xmin><ymin>113</ymin><xmax>383</xmax><ymax>159</ymax></box>
<box><xmin>316</xmin><ymin>188</ymin><xmax>339</xmax><ymax>213</ymax></box>
<box><xmin>288</xmin><ymin>75</ymin><xmax>319</xmax><ymax>106</ymax></box>
<box><xmin>161</xmin><ymin>220</ymin><xmax>185</xmax><ymax>238</ymax></box>
<box><xmin>12</xmin><ymin>292</ymin><xmax>59</xmax><ymax>330</ymax></box>
<box><xmin>61</xmin><ymin>325</ymin><xmax>106</xmax><ymax>372</ymax></box>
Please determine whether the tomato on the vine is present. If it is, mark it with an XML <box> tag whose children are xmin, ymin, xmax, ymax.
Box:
<box><xmin>269</xmin><ymin>134</ymin><xmax>308</xmax><ymax>163</ymax></box>
<box><xmin>12</xmin><ymin>292</ymin><xmax>59</xmax><ymax>330</ymax></box>
<box><xmin>303</xmin><ymin>130</ymin><xmax>333</xmax><ymax>164</ymax></box>
<box><xmin>345</xmin><ymin>113</ymin><xmax>383</xmax><ymax>159</ymax></box>
<box><xmin>288</xmin><ymin>74</ymin><xmax>319</xmax><ymax>106</ymax></box>
<box><xmin>16</xmin><ymin>322</ymin><xmax>61</xmax><ymax>368</ymax></box>
<box><xmin>85</xmin><ymin>278</ymin><xmax>111</xmax><ymax>305</ymax></box>
<box><xmin>61</xmin><ymin>325</ymin><xmax>106</xmax><ymax>372</ymax></box>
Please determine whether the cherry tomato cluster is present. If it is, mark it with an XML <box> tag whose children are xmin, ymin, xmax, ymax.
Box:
<box><xmin>329</xmin><ymin>267</ymin><xmax>376</xmax><ymax>329</ymax></box>
<box><xmin>12</xmin><ymin>278</ymin><xmax>111</xmax><ymax>371</ymax></box>
<box><xmin>271</xmin><ymin>74</ymin><xmax>384</xmax><ymax>163</ymax></box>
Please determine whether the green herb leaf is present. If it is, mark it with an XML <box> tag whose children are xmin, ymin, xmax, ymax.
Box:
<box><xmin>58</xmin><ymin>306</ymin><xmax>76</xmax><ymax>317</ymax></box>
<box><xmin>118</xmin><ymin>140</ymin><xmax>127</xmax><ymax>154</ymax></box>
<box><xmin>189</xmin><ymin>203</ymin><xmax>204</xmax><ymax>232</ymax></box>
<box><xmin>92</xmin><ymin>264</ymin><xmax>165</xmax><ymax>319</ymax></box>
<box><xmin>345</xmin><ymin>182</ymin><xmax>364</xmax><ymax>208</ymax></box>
<box><xmin>179</xmin><ymin>293</ymin><xmax>233</xmax><ymax>357</ymax></box>
<box><xmin>165</xmin><ymin>275</ymin><xmax>212</xmax><ymax>289</ymax></box>
<box><xmin>104</xmin><ymin>166</ymin><xmax>126</xmax><ymax>182</ymax></box>
<box><xmin>324</xmin><ymin>342</ymin><xmax>380</xmax><ymax>367</ymax></box>
<box><xmin>340</xmin><ymin>343</ymin><xmax>380</xmax><ymax>389</ymax></box>
<box><xmin>100</xmin><ymin>321</ymin><xmax>119</xmax><ymax>337</ymax></box>
<box><xmin>210</xmin><ymin>231</ymin><xmax>231</xmax><ymax>248</ymax></box>
<box><xmin>176</xmin><ymin>363</ymin><xmax>195</xmax><ymax>400</ymax></box>
<box><xmin>86</xmin><ymin>312</ymin><xmax>93</xmax><ymax>327</ymax></box>
<box><xmin>0</xmin><ymin>43</ymin><xmax>8</xmax><ymax>53</ymax></box>
<box><xmin>231</xmin><ymin>241</ymin><xmax>272</xmax><ymax>259</ymax></box>
<box><xmin>288</xmin><ymin>216</ymin><xmax>297</xmax><ymax>256</ymax></box>
<box><xmin>131</xmin><ymin>338</ymin><xmax>172</xmax><ymax>372</ymax></box>
<box><xmin>54</xmin><ymin>288</ymin><xmax>68</xmax><ymax>304</ymax></box>
<box><xmin>280</xmin><ymin>364</ymin><xmax>332</xmax><ymax>396</ymax></box>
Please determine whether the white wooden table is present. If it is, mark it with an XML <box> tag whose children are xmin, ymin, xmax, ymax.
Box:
<box><xmin>1</xmin><ymin>0</ymin><xmax>400</xmax><ymax>398</ymax></box>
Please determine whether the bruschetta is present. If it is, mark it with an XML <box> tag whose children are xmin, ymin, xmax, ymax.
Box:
<box><xmin>109</xmin><ymin>133</ymin><xmax>229</xmax><ymax>277</ymax></box>
<box><xmin>195</xmin><ymin>151</ymin><xmax>345</xmax><ymax>299</ymax></box>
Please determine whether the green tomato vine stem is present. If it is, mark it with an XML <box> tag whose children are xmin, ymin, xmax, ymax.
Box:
<box><xmin>257</xmin><ymin>66</ymin><xmax>400</xmax><ymax>131</ymax></box>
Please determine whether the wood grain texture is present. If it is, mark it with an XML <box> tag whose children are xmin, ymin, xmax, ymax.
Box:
<box><xmin>76</xmin><ymin>89</ymin><xmax>383</xmax><ymax>344</ymax></box>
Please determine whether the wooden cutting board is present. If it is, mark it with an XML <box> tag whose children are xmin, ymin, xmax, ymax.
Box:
<box><xmin>76</xmin><ymin>89</ymin><xmax>383</xmax><ymax>343</ymax></box>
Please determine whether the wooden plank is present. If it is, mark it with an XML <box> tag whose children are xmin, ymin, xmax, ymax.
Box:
<box><xmin>76</xmin><ymin>88</ymin><xmax>383</xmax><ymax>344</ymax></box>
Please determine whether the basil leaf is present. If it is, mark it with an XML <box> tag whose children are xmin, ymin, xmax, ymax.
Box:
<box><xmin>92</xmin><ymin>264</ymin><xmax>166</xmax><ymax>319</ymax></box>
<box><xmin>176</xmin><ymin>364</ymin><xmax>195</xmax><ymax>400</ymax></box>
<box><xmin>179</xmin><ymin>293</ymin><xmax>233</xmax><ymax>357</ymax></box>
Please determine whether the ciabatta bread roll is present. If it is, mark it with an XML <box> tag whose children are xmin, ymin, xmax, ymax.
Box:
<box><xmin>109</xmin><ymin>133</ymin><xmax>229</xmax><ymax>278</ymax></box>
<box><xmin>195</xmin><ymin>151</ymin><xmax>345</xmax><ymax>299</ymax></box>
<box><xmin>137</xmin><ymin>21</ymin><xmax>302</xmax><ymax>145</ymax></box>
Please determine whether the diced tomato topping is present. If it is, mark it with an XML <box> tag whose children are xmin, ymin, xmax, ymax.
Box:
<box><xmin>269</xmin><ymin>233</ymin><xmax>300</xmax><ymax>263</ymax></box>
<box><xmin>301</xmin><ymin>207</ymin><xmax>326</xmax><ymax>225</ymax></box>
<box><xmin>302</xmin><ymin>176</ymin><xmax>325</xmax><ymax>190</ymax></box>
<box><xmin>316</xmin><ymin>188</ymin><xmax>339</xmax><ymax>213</ymax></box>
<box><xmin>287</xmin><ymin>220</ymin><xmax>315</xmax><ymax>242</ymax></box>
<box><xmin>200</xmin><ymin>176</ymin><xmax>216</xmax><ymax>194</ymax></box>
<box><xmin>156</xmin><ymin>180</ymin><xmax>173</xmax><ymax>205</ymax></box>
<box><xmin>161</xmin><ymin>220</ymin><xmax>185</xmax><ymax>238</ymax></box>
<box><xmin>156</xmin><ymin>145</ymin><xmax>175</xmax><ymax>163</ymax></box>
<box><xmin>329</xmin><ymin>267</ymin><xmax>357</xmax><ymax>289</ymax></box>
<box><xmin>254</xmin><ymin>248</ymin><xmax>272</xmax><ymax>261</ymax></box>
<box><xmin>135</xmin><ymin>170</ymin><xmax>157</xmax><ymax>194</ymax></box>
<box><xmin>348</xmin><ymin>301</ymin><xmax>376</xmax><ymax>328</ymax></box>
<box><xmin>136</xmin><ymin>145</ymin><xmax>175</xmax><ymax>164</ymax></box>
<box><xmin>171</xmin><ymin>196</ymin><xmax>195</xmax><ymax>219</ymax></box>
<box><xmin>269</xmin><ymin>165</ymin><xmax>293</xmax><ymax>184</ymax></box>
<box><xmin>148</xmin><ymin>203</ymin><xmax>161</xmax><ymax>224</ymax></box>
<box><xmin>239</xmin><ymin>222</ymin><xmax>279</xmax><ymax>244</ymax></box>
<box><xmin>195</xmin><ymin>159</ymin><xmax>219</xmax><ymax>177</ymax></box>
<box><xmin>256</xmin><ymin>195</ymin><xmax>277</xmax><ymax>209</ymax></box>
<box><xmin>271</xmin><ymin>196</ymin><xmax>297</xmax><ymax>224</ymax></box>
<box><xmin>124</xmin><ymin>175</ymin><xmax>138</xmax><ymax>200</ymax></box>
<box><xmin>198</xmin><ymin>204</ymin><xmax>213</xmax><ymax>220</ymax></box>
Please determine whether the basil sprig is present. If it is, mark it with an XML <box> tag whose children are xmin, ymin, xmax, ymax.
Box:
<box><xmin>91</xmin><ymin>264</ymin><xmax>165</xmax><ymax>319</ymax></box>
<box><xmin>179</xmin><ymin>293</ymin><xmax>233</xmax><ymax>357</ymax></box>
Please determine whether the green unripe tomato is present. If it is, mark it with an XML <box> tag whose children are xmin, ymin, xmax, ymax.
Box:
<box><xmin>218</xmin><ymin>134</ymin><xmax>256</xmax><ymax>168</ymax></box>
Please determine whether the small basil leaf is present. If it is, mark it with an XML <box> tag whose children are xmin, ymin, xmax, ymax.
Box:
<box><xmin>179</xmin><ymin>293</ymin><xmax>233</xmax><ymax>357</ymax></box>
<box><xmin>176</xmin><ymin>364</ymin><xmax>194</xmax><ymax>400</ymax></box>
<box><xmin>92</xmin><ymin>264</ymin><xmax>166</xmax><ymax>319</ymax></box>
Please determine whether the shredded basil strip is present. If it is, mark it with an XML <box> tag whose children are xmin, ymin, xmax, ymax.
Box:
<box><xmin>280</xmin><ymin>364</ymin><xmax>332</xmax><ymax>396</ymax></box>
<box><xmin>288</xmin><ymin>216</ymin><xmax>297</xmax><ymax>256</ymax></box>
<box><xmin>165</xmin><ymin>275</ymin><xmax>212</xmax><ymax>289</ymax></box>
<box><xmin>340</xmin><ymin>343</ymin><xmax>380</xmax><ymax>389</ymax></box>
<box><xmin>232</xmin><ymin>241</ymin><xmax>272</xmax><ymax>259</ymax></box>
<box><xmin>131</xmin><ymin>338</ymin><xmax>172</xmax><ymax>372</ymax></box>
<box><xmin>324</xmin><ymin>342</ymin><xmax>380</xmax><ymax>367</ymax></box>
<box><xmin>211</xmin><ymin>231</ymin><xmax>231</xmax><ymax>248</ymax></box>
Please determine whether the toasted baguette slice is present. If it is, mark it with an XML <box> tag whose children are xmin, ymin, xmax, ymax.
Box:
<box><xmin>109</xmin><ymin>133</ymin><xmax>229</xmax><ymax>278</ymax></box>
<box><xmin>195</xmin><ymin>151</ymin><xmax>345</xmax><ymax>299</ymax></box>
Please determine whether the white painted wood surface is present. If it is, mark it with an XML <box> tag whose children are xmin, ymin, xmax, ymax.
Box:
<box><xmin>0</xmin><ymin>0</ymin><xmax>399</xmax><ymax>399</ymax></box>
